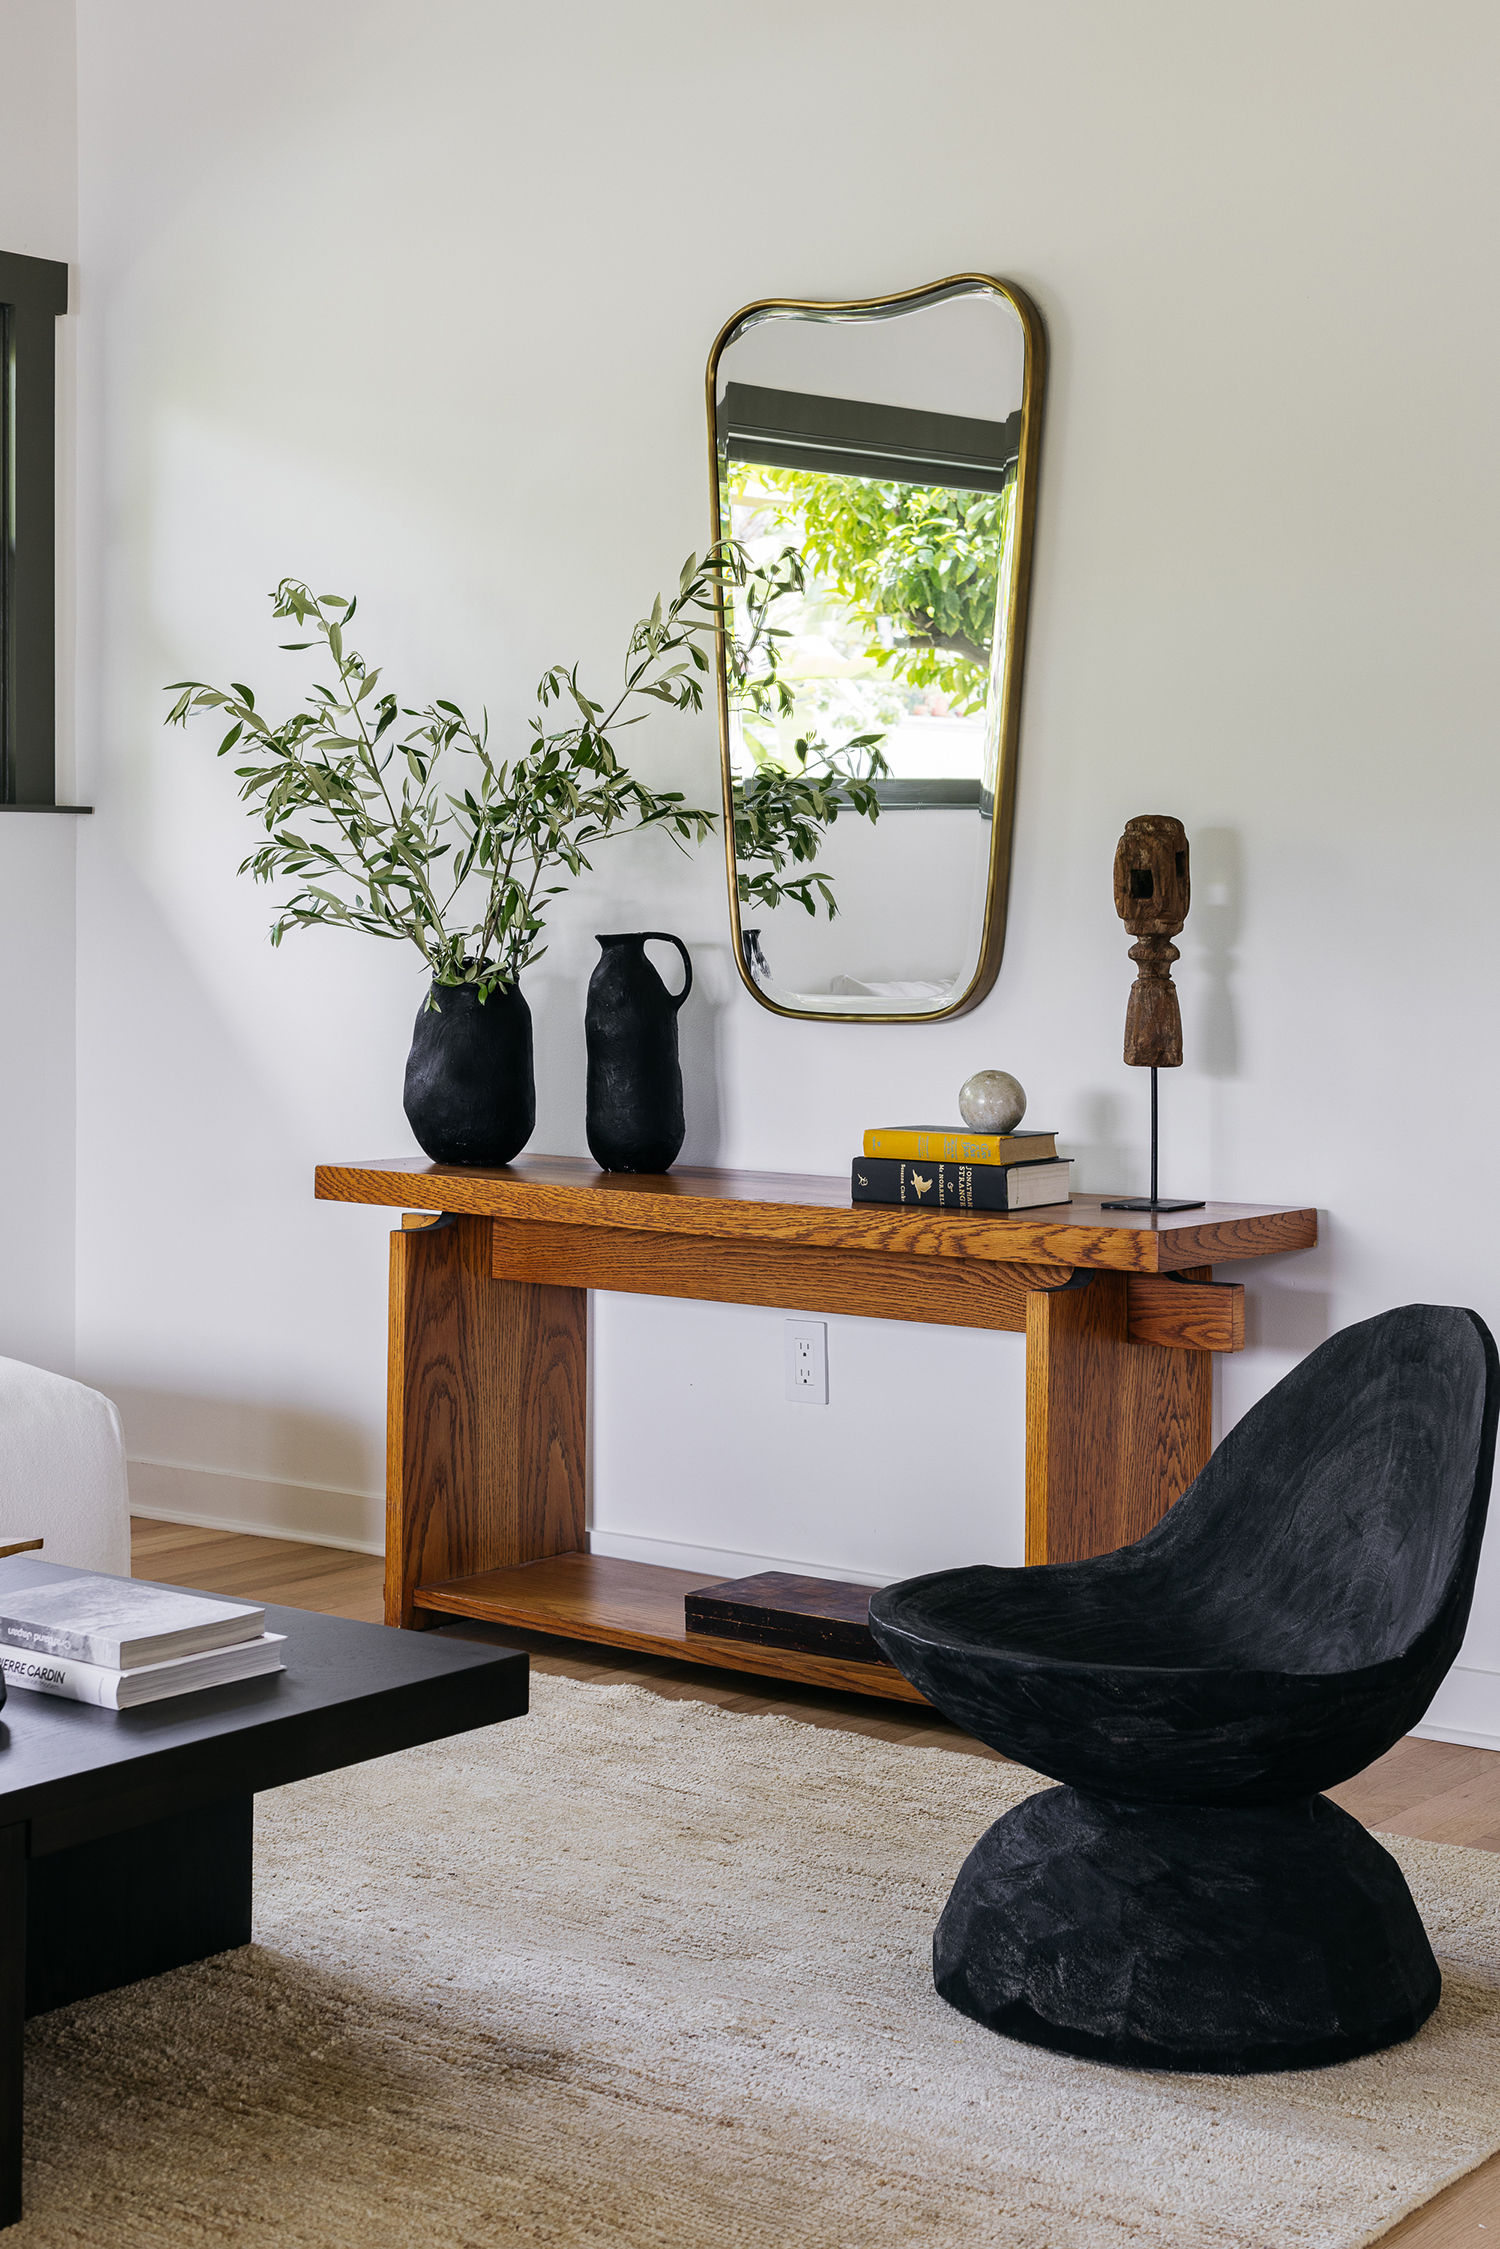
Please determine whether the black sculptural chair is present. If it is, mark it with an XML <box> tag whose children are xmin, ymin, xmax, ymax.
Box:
<box><xmin>869</xmin><ymin>1304</ymin><xmax>1499</xmax><ymax>2075</ymax></box>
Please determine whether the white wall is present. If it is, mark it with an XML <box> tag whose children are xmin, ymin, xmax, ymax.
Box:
<box><xmin>0</xmin><ymin>819</ymin><xmax>77</xmax><ymax>1376</ymax></box>
<box><xmin>61</xmin><ymin>2</ymin><xmax>1500</xmax><ymax>1736</ymax></box>
<box><xmin>0</xmin><ymin>0</ymin><xmax>78</xmax><ymax>1377</ymax></box>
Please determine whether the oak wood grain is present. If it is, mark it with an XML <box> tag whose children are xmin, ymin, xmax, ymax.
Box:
<box><xmin>386</xmin><ymin>1217</ymin><xmax>585</xmax><ymax>1628</ymax></box>
<box><xmin>1026</xmin><ymin>1274</ymin><xmax>1127</xmax><ymax>1565</ymax></box>
<box><xmin>1118</xmin><ymin>1301</ymin><xmax>1214</xmax><ymax>1547</ymax></box>
<box><xmin>1025</xmin><ymin>1270</ymin><xmax>1213</xmax><ymax>1564</ymax></box>
<box><xmin>318</xmin><ymin>1156</ymin><xmax>1316</xmax><ymax>1275</ymax></box>
<box><xmin>1126</xmin><ymin>1273</ymin><xmax>1245</xmax><ymax>1352</ymax></box>
<box><xmin>414</xmin><ymin>1552</ymin><xmax>932</xmax><ymax>1703</ymax></box>
<box><xmin>488</xmin><ymin>1215</ymin><xmax>1070</xmax><ymax>1331</ymax></box>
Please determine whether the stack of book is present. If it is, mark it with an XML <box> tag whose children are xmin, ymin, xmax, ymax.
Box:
<box><xmin>0</xmin><ymin>1575</ymin><xmax>285</xmax><ymax>1709</ymax></box>
<box><xmin>852</xmin><ymin>1125</ymin><xmax>1073</xmax><ymax>1212</ymax></box>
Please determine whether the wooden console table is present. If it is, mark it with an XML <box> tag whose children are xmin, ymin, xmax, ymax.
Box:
<box><xmin>315</xmin><ymin>1156</ymin><xmax>1316</xmax><ymax>1702</ymax></box>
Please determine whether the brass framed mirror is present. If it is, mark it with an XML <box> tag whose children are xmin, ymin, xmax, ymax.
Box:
<box><xmin>707</xmin><ymin>275</ymin><xmax>1045</xmax><ymax>1022</ymax></box>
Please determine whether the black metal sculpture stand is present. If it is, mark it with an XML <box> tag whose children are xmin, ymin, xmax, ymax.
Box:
<box><xmin>1102</xmin><ymin>1066</ymin><xmax>1205</xmax><ymax>1214</ymax></box>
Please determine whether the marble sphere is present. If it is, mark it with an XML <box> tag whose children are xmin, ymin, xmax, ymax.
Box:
<box><xmin>959</xmin><ymin>1070</ymin><xmax>1026</xmax><ymax>1134</ymax></box>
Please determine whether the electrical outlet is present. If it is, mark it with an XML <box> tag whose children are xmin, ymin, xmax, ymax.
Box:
<box><xmin>784</xmin><ymin>1319</ymin><xmax>828</xmax><ymax>1404</ymax></box>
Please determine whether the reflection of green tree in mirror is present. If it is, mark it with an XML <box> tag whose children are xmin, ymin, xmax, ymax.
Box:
<box><xmin>725</xmin><ymin>465</ymin><xmax>1014</xmax><ymax>716</ymax></box>
<box><xmin>720</xmin><ymin>540</ymin><xmax>889</xmax><ymax>919</ymax></box>
<box><xmin>733</xmin><ymin>728</ymin><xmax>887</xmax><ymax>920</ymax></box>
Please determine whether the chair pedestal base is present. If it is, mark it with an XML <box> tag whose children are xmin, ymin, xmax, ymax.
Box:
<box><xmin>936</xmin><ymin>1786</ymin><xmax>1440</xmax><ymax>2074</ymax></box>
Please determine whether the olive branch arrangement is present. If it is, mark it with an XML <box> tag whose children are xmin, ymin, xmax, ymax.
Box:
<box><xmin>165</xmin><ymin>544</ymin><xmax>883</xmax><ymax>998</ymax></box>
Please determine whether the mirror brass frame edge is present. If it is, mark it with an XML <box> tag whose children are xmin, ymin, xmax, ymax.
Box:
<box><xmin>705</xmin><ymin>274</ymin><xmax>1047</xmax><ymax>1025</ymax></box>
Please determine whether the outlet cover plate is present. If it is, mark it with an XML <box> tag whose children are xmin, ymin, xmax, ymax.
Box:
<box><xmin>784</xmin><ymin>1319</ymin><xmax>828</xmax><ymax>1405</ymax></box>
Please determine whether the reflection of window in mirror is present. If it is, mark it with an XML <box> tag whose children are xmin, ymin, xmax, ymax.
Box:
<box><xmin>715</xmin><ymin>322</ymin><xmax>1023</xmax><ymax>818</ymax></box>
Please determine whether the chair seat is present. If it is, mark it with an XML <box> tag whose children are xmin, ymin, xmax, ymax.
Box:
<box><xmin>872</xmin><ymin>1305</ymin><xmax>1500</xmax><ymax>1807</ymax></box>
<box><xmin>872</xmin><ymin>1562</ymin><xmax>1448</xmax><ymax>1805</ymax></box>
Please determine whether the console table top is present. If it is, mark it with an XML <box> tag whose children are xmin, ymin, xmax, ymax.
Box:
<box><xmin>315</xmin><ymin>1155</ymin><xmax>1316</xmax><ymax>1275</ymax></box>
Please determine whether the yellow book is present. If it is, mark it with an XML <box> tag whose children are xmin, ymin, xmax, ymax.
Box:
<box><xmin>863</xmin><ymin>1126</ymin><xmax>1059</xmax><ymax>1166</ymax></box>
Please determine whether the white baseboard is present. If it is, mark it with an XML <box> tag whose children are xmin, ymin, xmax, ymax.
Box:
<box><xmin>1409</xmin><ymin>1663</ymin><xmax>1500</xmax><ymax>1753</ymax></box>
<box><xmin>128</xmin><ymin>1458</ymin><xmax>383</xmax><ymax>1555</ymax></box>
<box><xmin>587</xmin><ymin>1526</ymin><xmax>897</xmax><ymax>1585</ymax></box>
<box><xmin>126</xmin><ymin>1480</ymin><xmax>887</xmax><ymax>1579</ymax></box>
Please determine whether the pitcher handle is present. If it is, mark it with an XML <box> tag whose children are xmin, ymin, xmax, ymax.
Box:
<box><xmin>643</xmin><ymin>932</ymin><xmax>693</xmax><ymax>1011</ymax></box>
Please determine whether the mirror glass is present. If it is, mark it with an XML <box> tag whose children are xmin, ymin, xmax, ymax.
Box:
<box><xmin>709</xmin><ymin>276</ymin><xmax>1043</xmax><ymax>1019</ymax></box>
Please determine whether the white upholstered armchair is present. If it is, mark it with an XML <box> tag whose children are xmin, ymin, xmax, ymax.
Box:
<box><xmin>0</xmin><ymin>1356</ymin><xmax>132</xmax><ymax>1575</ymax></box>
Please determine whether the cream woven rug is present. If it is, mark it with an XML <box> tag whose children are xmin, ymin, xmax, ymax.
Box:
<box><xmin>17</xmin><ymin>1673</ymin><xmax>1500</xmax><ymax>2247</ymax></box>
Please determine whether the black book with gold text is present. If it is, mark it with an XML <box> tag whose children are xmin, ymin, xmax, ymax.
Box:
<box><xmin>851</xmin><ymin>1155</ymin><xmax>1072</xmax><ymax>1212</ymax></box>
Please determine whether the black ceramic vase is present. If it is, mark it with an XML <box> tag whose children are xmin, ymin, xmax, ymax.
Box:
<box><xmin>585</xmin><ymin>932</ymin><xmax>692</xmax><ymax>1172</ymax></box>
<box><xmin>403</xmin><ymin>979</ymin><xmax>535</xmax><ymax>1168</ymax></box>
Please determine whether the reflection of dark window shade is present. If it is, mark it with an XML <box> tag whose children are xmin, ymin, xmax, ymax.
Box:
<box><xmin>719</xmin><ymin>383</ymin><xmax>1020</xmax><ymax>495</ymax></box>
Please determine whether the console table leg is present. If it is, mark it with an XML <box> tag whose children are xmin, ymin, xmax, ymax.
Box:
<box><xmin>1025</xmin><ymin>1270</ymin><xmax>1212</xmax><ymax>1564</ymax></box>
<box><xmin>387</xmin><ymin>1216</ymin><xmax>586</xmax><ymax>1626</ymax></box>
<box><xmin>0</xmin><ymin>1823</ymin><xmax>24</xmax><ymax>2229</ymax></box>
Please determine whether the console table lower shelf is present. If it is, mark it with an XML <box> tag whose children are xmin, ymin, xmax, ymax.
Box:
<box><xmin>415</xmin><ymin>1551</ymin><xmax>932</xmax><ymax>1704</ymax></box>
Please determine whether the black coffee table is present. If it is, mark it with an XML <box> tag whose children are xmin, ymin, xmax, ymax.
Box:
<box><xmin>0</xmin><ymin>1558</ymin><xmax>527</xmax><ymax>2228</ymax></box>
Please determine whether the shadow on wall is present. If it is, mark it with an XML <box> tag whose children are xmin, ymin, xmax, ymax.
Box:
<box><xmin>676</xmin><ymin>940</ymin><xmax>727</xmax><ymax>1168</ymax></box>
<box><xmin>1065</xmin><ymin>1089</ymin><xmax>1132</xmax><ymax>1197</ymax></box>
<box><xmin>527</xmin><ymin>961</ymin><xmax>587</xmax><ymax>1157</ymax></box>
<box><xmin>1194</xmin><ymin>826</ymin><xmax>1242</xmax><ymax>1080</ymax></box>
<box><xmin>1219</xmin><ymin>1226</ymin><xmax>1333</xmax><ymax>1358</ymax></box>
<box><xmin>1244</xmin><ymin>1283</ymin><xmax>1332</xmax><ymax>1356</ymax></box>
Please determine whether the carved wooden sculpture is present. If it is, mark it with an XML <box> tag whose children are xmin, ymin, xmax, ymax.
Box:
<box><xmin>1114</xmin><ymin>814</ymin><xmax>1189</xmax><ymax>1067</ymax></box>
<box><xmin>1102</xmin><ymin>815</ymin><xmax>1203</xmax><ymax>1212</ymax></box>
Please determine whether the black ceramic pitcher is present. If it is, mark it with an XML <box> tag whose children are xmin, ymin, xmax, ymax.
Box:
<box><xmin>585</xmin><ymin>932</ymin><xmax>692</xmax><ymax>1172</ymax></box>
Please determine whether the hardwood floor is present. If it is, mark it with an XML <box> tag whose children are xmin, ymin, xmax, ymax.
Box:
<box><xmin>131</xmin><ymin>1516</ymin><xmax>1500</xmax><ymax>2246</ymax></box>
<box><xmin>132</xmin><ymin>1517</ymin><xmax>388</xmax><ymax>1626</ymax></box>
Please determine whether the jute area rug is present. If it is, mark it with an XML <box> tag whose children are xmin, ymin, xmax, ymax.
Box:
<box><xmin>17</xmin><ymin>1674</ymin><xmax>1500</xmax><ymax>2248</ymax></box>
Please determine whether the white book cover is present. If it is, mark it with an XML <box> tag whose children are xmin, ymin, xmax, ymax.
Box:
<box><xmin>0</xmin><ymin>1632</ymin><xmax>286</xmax><ymax>1709</ymax></box>
<box><xmin>0</xmin><ymin>1574</ymin><xmax>265</xmax><ymax>1668</ymax></box>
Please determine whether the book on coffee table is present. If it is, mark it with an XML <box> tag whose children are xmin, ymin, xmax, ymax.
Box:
<box><xmin>0</xmin><ymin>1632</ymin><xmax>286</xmax><ymax>1708</ymax></box>
<box><xmin>0</xmin><ymin>1574</ymin><xmax>264</xmax><ymax>1668</ymax></box>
